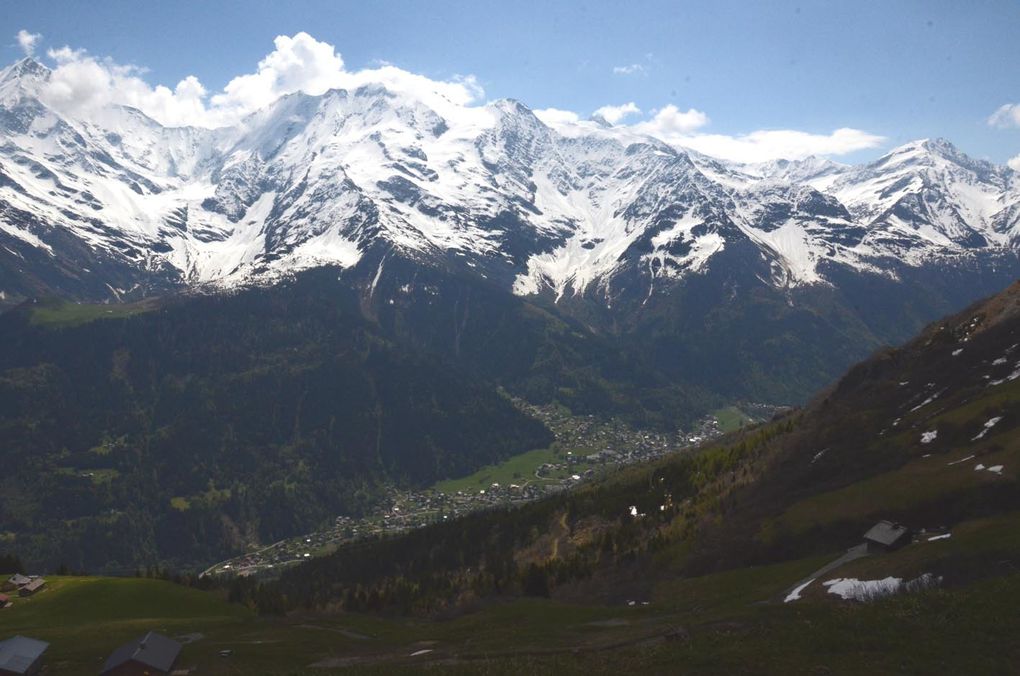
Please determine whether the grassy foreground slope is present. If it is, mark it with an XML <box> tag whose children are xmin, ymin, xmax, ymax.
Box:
<box><xmin>4</xmin><ymin>532</ymin><xmax>1020</xmax><ymax>675</ymax></box>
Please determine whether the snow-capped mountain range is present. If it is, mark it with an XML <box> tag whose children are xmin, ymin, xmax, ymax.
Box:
<box><xmin>1</xmin><ymin>56</ymin><xmax>1018</xmax><ymax>307</ymax></box>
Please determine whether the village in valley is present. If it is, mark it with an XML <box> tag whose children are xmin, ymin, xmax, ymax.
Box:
<box><xmin>203</xmin><ymin>403</ymin><xmax>774</xmax><ymax>578</ymax></box>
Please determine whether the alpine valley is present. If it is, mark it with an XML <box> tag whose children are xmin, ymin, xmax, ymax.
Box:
<box><xmin>2</xmin><ymin>52</ymin><xmax>1020</xmax><ymax>572</ymax></box>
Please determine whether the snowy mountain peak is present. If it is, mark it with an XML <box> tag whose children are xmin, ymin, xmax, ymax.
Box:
<box><xmin>0</xmin><ymin>57</ymin><xmax>50</xmax><ymax>105</ymax></box>
<box><xmin>0</xmin><ymin>55</ymin><xmax>1018</xmax><ymax>307</ymax></box>
<box><xmin>0</xmin><ymin>57</ymin><xmax>50</xmax><ymax>85</ymax></box>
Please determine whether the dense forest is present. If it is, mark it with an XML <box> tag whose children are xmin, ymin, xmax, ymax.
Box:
<box><xmin>0</xmin><ymin>273</ymin><xmax>557</xmax><ymax>571</ymax></box>
<box><xmin>0</xmin><ymin>265</ymin><xmax>732</xmax><ymax>572</ymax></box>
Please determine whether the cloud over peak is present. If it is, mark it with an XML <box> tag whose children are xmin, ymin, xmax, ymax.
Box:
<box><xmin>15</xmin><ymin>29</ymin><xmax>41</xmax><ymax>56</ymax></box>
<box><xmin>36</xmin><ymin>32</ymin><xmax>484</xmax><ymax>128</ymax></box>
<box><xmin>13</xmin><ymin>31</ymin><xmax>886</xmax><ymax>163</ymax></box>
<box><xmin>593</xmin><ymin>102</ymin><xmax>641</xmax><ymax>124</ymax></box>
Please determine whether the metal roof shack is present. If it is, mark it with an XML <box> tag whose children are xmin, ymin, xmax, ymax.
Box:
<box><xmin>101</xmin><ymin>631</ymin><xmax>182</xmax><ymax>676</ymax></box>
<box><xmin>863</xmin><ymin>520</ymin><xmax>912</xmax><ymax>551</ymax></box>
<box><xmin>0</xmin><ymin>635</ymin><xmax>49</xmax><ymax>676</ymax></box>
<box><xmin>1</xmin><ymin>576</ymin><xmax>29</xmax><ymax>592</ymax></box>
<box><xmin>15</xmin><ymin>580</ymin><xmax>43</xmax><ymax>598</ymax></box>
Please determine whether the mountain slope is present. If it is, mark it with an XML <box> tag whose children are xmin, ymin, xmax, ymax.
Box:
<box><xmin>0</xmin><ymin>275</ymin><xmax>556</xmax><ymax>572</ymax></box>
<box><xmin>2</xmin><ymin>55</ymin><xmax>1018</xmax><ymax>414</ymax></box>
<box><xmin>267</xmin><ymin>279</ymin><xmax>1020</xmax><ymax>613</ymax></box>
<box><xmin>1</xmin><ymin>55</ymin><xmax>1018</xmax><ymax>309</ymax></box>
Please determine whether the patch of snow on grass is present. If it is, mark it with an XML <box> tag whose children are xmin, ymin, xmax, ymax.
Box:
<box><xmin>920</xmin><ymin>430</ymin><xmax>938</xmax><ymax>444</ymax></box>
<box><xmin>988</xmin><ymin>465</ymin><xmax>1004</xmax><ymax>475</ymax></box>
<box><xmin>972</xmin><ymin>416</ymin><xmax>1003</xmax><ymax>441</ymax></box>
<box><xmin>952</xmin><ymin>348</ymin><xmax>963</xmax><ymax>356</ymax></box>
<box><xmin>975</xmin><ymin>463</ymin><xmax>986</xmax><ymax>471</ymax></box>
<box><xmin>989</xmin><ymin>364</ymin><xmax>1020</xmax><ymax>387</ymax></box>
<box><xmin>823</xmin><ymin>574</ymin><xmax>940</xmax><ymax>601</ymax></box>
<box><xmin>927</xmin><ymin>533</ymin><xmax>951</xmax><ymax>541</ymax></box>
<box><xmin>911</xmin><ymin>390</ymin><xmax>945</xmax><ymax>412</ymax></box>
<box><xmin>784</xmin><ymin>578</ymin><xmax>816</xmax><ymax>603</ymax></box>
<box><xmin>823</xmin><ymin>577</ymin><xmax>902</xmax><ymax>601</ymax></box>
<box><xmin>947</xmin><ymin>454</ymin><xmax>975</xmax><ymax>466</ymax></box>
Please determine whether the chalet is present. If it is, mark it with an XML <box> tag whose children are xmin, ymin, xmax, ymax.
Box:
<box><xmin>0</xmin><ymin>635</ymin><xmax>49</xmax><ymax>676</ymax></box>
<box><xmin>100</xmin><ymin>632</ymin><xmax>182</xmax><ymax>676</ymax></box>
<box><xmin>863</xmin><ymin>520</ymin><xmax>912</xmax><ymax>552</ymax></box>
<box><xmin>0</xmin><ymin>595</ymin><xmax>9</xmax><ymax>609</ymax></box>
<box><xmin>1</xmin><ymin>576</ymin><xmax>28</xmax><ymax>593</ymax></box>
<box><xmin>16</xmin><ymin>580</ymin><xmax>44</xmax><ymax>598</ymax></box>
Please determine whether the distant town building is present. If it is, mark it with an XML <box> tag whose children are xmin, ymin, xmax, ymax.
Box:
<box><xmin>1</xmin><ymin>576</ymin><xmax>29</xmax><ymax>593</ymax></box>
<box><xmin>101</xmin><ymin>631</ymin><xmax>182</xmax><ymax>676</ymax></box>
<box><xmin>15</xmin><ymin>580</ymin><xmax>44</xmax><ymax>598</ymax></box>
<box><xmin>863</xmin><ymin>520</ymin><xmax>912</xmax><ymax>552</ymax></box>
<box><xmin>0</xmin><ymin>635</ymin><xmax>49</xmax><ymax>675</ymax></box>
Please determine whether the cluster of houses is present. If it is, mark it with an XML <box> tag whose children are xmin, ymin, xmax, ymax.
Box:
<box><xmin>0</xmin><ymin>575</ymin><xmax>45</xmax><ymax>604</ymax></box>
<box><xmin>0</xmin><ymin>631</ymin><xmax>182</xmax><ymax>676</ymax></box>
<box><xmin>2</xmin><ymin>574</ymin><xmax>185</xmax><ymax>675</ymax></box>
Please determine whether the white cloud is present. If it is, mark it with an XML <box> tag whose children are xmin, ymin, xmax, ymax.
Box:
<box><xmin>674</xmin><ymin>128</ymin><xmax>885</xmax><ymax>163</ymax></box>
<box><xmin>534</xmin><ymin>107</ymin><xmax>581</xmax><ymax>126</ymax></box>
<box><xmin>593</xmin><ymin>102</ymin><xmax>641</xmax><ymax>125</ymax></box>
<box><xmin>612</xmin><ymin>63</ymin><xmax>646</xmax><ymax>76</ymax></box>
<box><xmin>208</xmin><ymin>32</ymin><xmax>345</xmax><ymax>118</ymax></box>
<box><xmin>989</xmin><ymin>103</ymin><xmax>1020</xmax><ymax>129</ymax></box>
<box><xmin>22</xmin><ymin>32</ymin><xmax>884</xmax><ymax>163</ymax></box>
<box><xmin>16</xmin><ymin>29</ymin><xmax>41</xmax><ymax>56</ymax></box>
<box><xmin>631</xmin><ymin>104</ymin><xmax>710</xmax><ymax>135</ymax></box>
<box><xmin>37</xmin><ymin>32</ymin><xmax>484</xmax><ymax>128</ymax></box>
<box><xmin>42</xmin><ymin>46</ymin><xmax>209</xmax><ymax>127</ymax></box>
<box><xmin>1009</xmin><ymin>154</ymin><xmax>1020</xmax><ymax>171</ymax></box>
<box><xmin>532</xmin><ymin>100</ymin><xmax>882</xmax><ymax>162</ymax></box>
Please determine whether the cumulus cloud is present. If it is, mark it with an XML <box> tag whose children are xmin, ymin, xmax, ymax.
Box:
<box><xmin>989</xmin><ymin>103</ymin><xmax>1020</xmax><ymax>129</ymax></box>
<box><xmin>37</xmin><ymin>32</ymin><xmax>484</xmax><ymax>128</ymax></box>
<box><xmin>673</xmin><ymin>128</ymin><xmax>886</xmax><ymax>163</ymax></box>
<box><xmin>612</xmin><ymin>63</ymin><xmax>646</xmax><ymax>76</ymax></box>
<box><xmin>534</xmin><ymin>107</ymin><xmax>581</xmax><ymax>126</ymax></box>
<box><xmin>593</xmin><ymin>102</ymin><xmax>641</xmax><ymax>124</ymax></box>
<box><xmin>21</xmin><ymin>31</ymin><xmax>885</xmax><ymax>162</ymax></box>
<box><xmin>538</xmin><ymin>101</ymin><xmax>882</xmax><ymax>162</ymax></box>
<box><xmin>631</xmin><ymin>104</ymin><xmax>710</xmax><ymax>135</ymax></box>
<box><xmin>42</xmin><ymin>46</ymin><xmax>209</xmax><ymax>126</ymax></box>
<box><xmin>1009</xmin><ymin>154</ymin><xmax>1020</xmax><ymax>171</ymax></box>
<box><xmin>16</xmin><ymin>29</ymin><xmax>41</xmax><ymax>56</ymax></box>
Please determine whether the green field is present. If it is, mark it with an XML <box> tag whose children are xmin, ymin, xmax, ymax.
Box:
<box><xmin>28</xmin><ymin>298</ymin><xmax>157</xmax><ymax>328</ymax></box>
<box><xmin>6</xmin><ymin>511</ymin><xmax>1020</xmax><ymax>676</ymax></box>
<box><xmin>434</xmin><ymin>447</ymin><xmax>574</xmax><ymax>493</ymax></box>
<box><xmin>712</xmin><ymin>406</ymin><xmax>755</xmax><ymax>433</ymax></box>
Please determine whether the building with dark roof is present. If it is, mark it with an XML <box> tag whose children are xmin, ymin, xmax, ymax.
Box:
<box><xmin>863</xmin><ymin>520</ymin><xmax>912</xmax><ymax>552</ymax></box>
<box><xmin>0</xmin><ymin>635</ymin><xmax>49</xmax><ymax>676</ymax></box>
<box><xmin>100</xmin><ymin>632</ymin><xmax>182</xmax><ymax>676</ymax></box>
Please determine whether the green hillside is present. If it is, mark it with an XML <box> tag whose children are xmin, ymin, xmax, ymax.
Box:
<box><xmin>5</xmin><ymin>282</ymin><xmax>1020</xmax><ymax>673</ymax></box>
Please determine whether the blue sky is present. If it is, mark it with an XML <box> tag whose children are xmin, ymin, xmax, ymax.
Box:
<box><xmin>4</xmin><ymin>0</ymin><xmax>1020</xmax><ymax>164</ymax></box>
